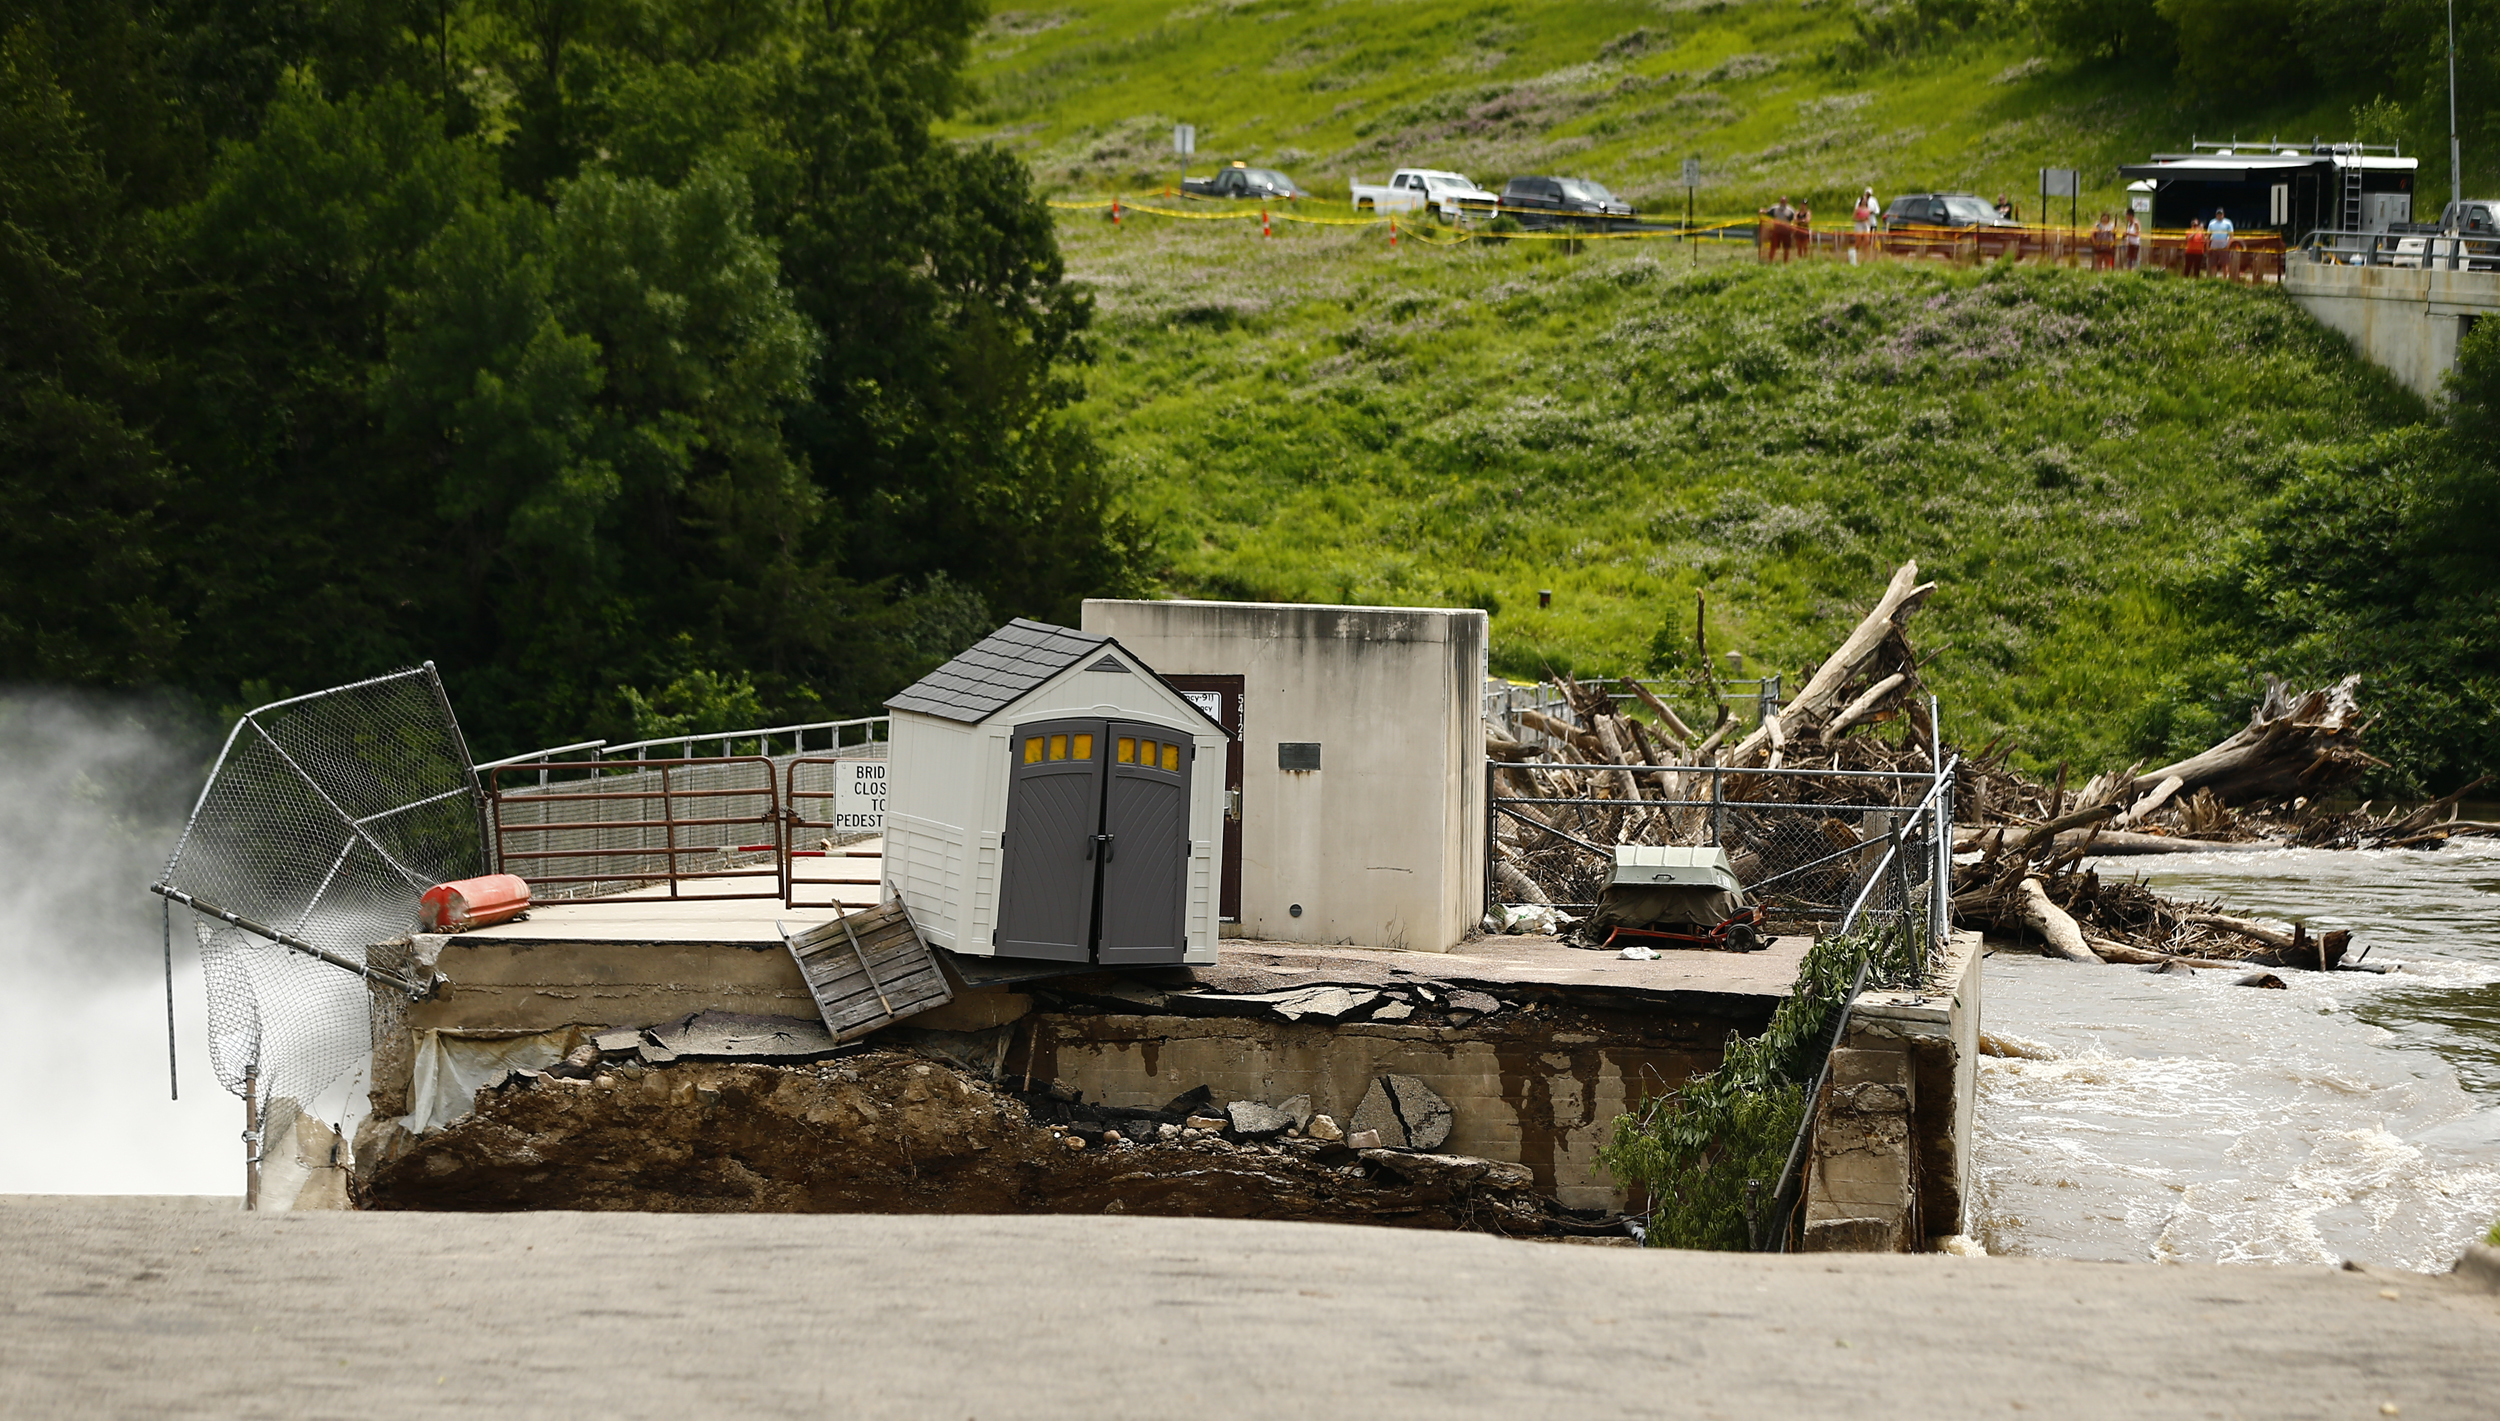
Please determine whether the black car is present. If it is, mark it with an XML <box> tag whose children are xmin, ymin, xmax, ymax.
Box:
<box><xmin>1880</xmin><ymin>192</ymin><xmax>2020</xmax><ymax>231</ymax></box>
<box><xmin>1879</xmin><ymin>192</ymin><xmax>2024</xmax><ymax>257</ymax></box>
<box><xmin>1182</xmin><ymin>164</ymin><xmax>1309</xmax><ymax>200</ymax></box>
<box><xmin>1499</xmin><ymin>175</ymin><xmax>1635</xmax><ymax>228</ymax></box>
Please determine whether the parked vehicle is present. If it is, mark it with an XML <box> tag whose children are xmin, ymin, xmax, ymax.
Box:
<box><xmin>1499</xmin><ymin>175</ymin><xmax>1635</xmax><ymax>229</ymax></box>
<box><xmin>2381</xmin><ymin>200</ymin><xmax>2500</xmax><ymax>269</ymax></box>
<box><xmin>1348</xmin><ymin>168</ymin><xmax>1499</xmax><ymax>222</ymax></box>
<box><xmin>1879</xmin><ymin>191</ymin><xmax>2023</xmax><ymax>259</ymax></box>
<box><xmin>1182</xmin><ymin>163</ymin><xmax>1309</xmax><ymax>200</ymax></box>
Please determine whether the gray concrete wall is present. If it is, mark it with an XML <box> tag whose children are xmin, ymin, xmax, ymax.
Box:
<box><xmin>1017</xmin><ymin>1005</ymin><xmax>1765</xmax><ymax>1210</ymax></box>
<box><xmin>1080</xmin><ymin>600</ymin><xmax>1488</xmax><ymax>951</ymax></box>
<box><xmin>1803</xmin><ymin>929</ymin><xmax>1984</xmax><ymax>1251</ymax></box>
<box><xmin>2283</xmin><ymin>256</ymin><xmax>2500</xmax><ymax>402</ymax></box>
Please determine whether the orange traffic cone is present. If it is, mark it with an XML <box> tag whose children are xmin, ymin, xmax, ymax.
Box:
<box><xmin>1389</xmin><ymin>216</ymin><xmax>1398</xmax><ymax>249</ymax></box>
<box><xmin>1261</xmin><ymin>206</ymin><xmax>1271</xmax><ymax>238</ymax></box>
<box><xmin>1111</xmin><ymin>197</ymin><xmax>1122</xmax><ymax>227</ymax></box>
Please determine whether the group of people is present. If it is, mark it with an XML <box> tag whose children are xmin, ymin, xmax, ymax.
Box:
<box><xmin>1756</xmin><ymin>194</ymin><xmax>1813</xmax><ymax>260</ymax></box>
<box><xmin>2086</xmin><ymin>210</ymin><xmax>2146</xmax><ymax>269</ymax></box>
<box><xmin>1758</xmin><ymin>188</ymin><xmax>2254</xmax><ymax>277</ymax></box>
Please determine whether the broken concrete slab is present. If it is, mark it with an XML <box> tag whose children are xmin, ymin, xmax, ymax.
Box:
<box><xmin>1349</xmin><ymin>1074</ymin><xmax>1454</xmax><ymax>1152</ymax></box>
<box><xmin>645</xmin><ymin>1010</ymin><xmax>841</xmax><ymax>1062</ymax></box>
<box><xmin>1226</xmin><ymin>1101</ymin><xmax>1292</xmax><ymax>1137</ymax></box>
<box><xmin>1187</xmin><ymin>986</ymin><xmax>1380</xmax><ymax>1021</ymax></box>
<box><xmin>1358</xmin><ymin>1150</ymin><xmax>1534</xmax><ymax>1192</ymax></box>
<box><xmin>1277</xmin><ymin>1094</ymin><xmax>1314</xmax><ymax>1130</ymax></box>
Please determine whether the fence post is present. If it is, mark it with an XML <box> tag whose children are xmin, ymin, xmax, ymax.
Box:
<box><xmin>1711</xmin><ymin>766</ymin><xmax>1726</xmax><ymax>846</ymax></box>
<box><xmin>1483</xmin><ymin>760</ymin><xmax>1499</xmax><ymax>923</ymax></box>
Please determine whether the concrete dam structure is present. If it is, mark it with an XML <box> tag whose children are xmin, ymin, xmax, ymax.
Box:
<box><xmin>2283</xmin><ymin>255</ymin><xmax>2500</xmax><ymax>402</ymax></box>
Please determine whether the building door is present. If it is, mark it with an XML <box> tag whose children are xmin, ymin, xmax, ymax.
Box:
<box><xmin>994</xmin><ymin>719</ymin><xmax>1106</xmax><ymax>961</ymax></box>
<box><xmin>1096</xmin><ymin>724</ymin><xmax>1194</xmax><ymax>965</ymax></box>
<box><xmin>1166</xmin><ymin>675</ymin><xmax>1244</xmax><ymax>921</ymax></box>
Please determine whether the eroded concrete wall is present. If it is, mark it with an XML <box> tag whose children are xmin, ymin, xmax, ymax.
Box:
<box><xmin>1014</xmin><ymin>1006</ymin><xmax>1757</xmax><ymax>1210</ymax></box>
<box><xmin>1801</xmin><ymin>930</ymin><xmax>1983</xmax><ymax>1251</ymax></box>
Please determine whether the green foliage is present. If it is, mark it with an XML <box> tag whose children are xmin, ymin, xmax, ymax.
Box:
<box><xmin>1600</xmin><ymin>923</ymin><xmax>1905</xmax><ymax>1250</ymax></box>
<box><xmin>2203</xmin><ymin>319</ymin><xmax>2500</xmax><ymax>795</ymax></box>
<box><xmin>0</xmin><ymin>0</ymin><xmax>1141</xmax><ymax>758</ymax></box>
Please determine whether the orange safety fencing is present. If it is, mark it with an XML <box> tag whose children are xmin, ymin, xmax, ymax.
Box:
<box><xmin>1755</xmin><ymin>220</ymin><xmax>2290</xmax><ymax>280</ymax></box>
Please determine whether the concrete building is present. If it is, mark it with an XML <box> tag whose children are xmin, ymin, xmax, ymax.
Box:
<box><xmin>1080</xmin><ymin>599</ymin><xmax>1488</xmax><ymax>953</ymax></box>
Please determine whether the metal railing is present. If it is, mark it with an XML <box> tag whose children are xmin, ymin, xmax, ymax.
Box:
<box><xmin>1757</xmin><ymin>760</ymin><xmax>1957</xmax><ymax>1253</ymax></box>
<box><xmin>481</xmin><ymin>716</ymin><xmax>892</xmax><ymax>907</ymax></box>
<box><xmin>784</xmin><ymin>757</ymin><xmax>888</xmax><ymax>909</ymax></box>
<box><xmin>2299</xmin><ymin>228</ymin><xmax>2500</xmax><ymax>271</ymax></box>
<box><xmin>488</xmin><ymin>757</ymin><xmax>787</xmax><ymax>902</ymax></box>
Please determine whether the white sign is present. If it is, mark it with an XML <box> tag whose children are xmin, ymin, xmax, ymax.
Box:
<box><xmin>1682</xmin><ymin>157</ymin><xmax>1702</xmax><ymax>187</ymax></box>
<box><xmin>2040</xmin><ymin>167</ymin><xmax>2079</xmax><ymax>198</ymax></box>
<box><xmin>1184</xmin><ymin>689</ymin><xmax>1223</xmax><ymax>723</ymax></box>
<box><xmin>1173</xmin><ymin>123</ymin><xmax>1196</xmax><ymax>156</ymax></box>
<box><xmin>2131</xmin><ymin>195</ymin><xmax>2152</xmax><ymax>213</ymax></box>
<box><xmin>833</xmin><ymin>760</ymin><xmax>887</xmax><ymax>835</ymax></box>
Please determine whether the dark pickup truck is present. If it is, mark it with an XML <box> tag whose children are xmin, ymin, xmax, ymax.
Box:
<box><xmin>1182</xmin><ymin>164</ymin><xmax>1309</xmax><ymax>201</ymax></box>
<box><xmin>1499</xmin><ymin>175</ymin><xmax>1635</xmax><ymax>229</ymax></box>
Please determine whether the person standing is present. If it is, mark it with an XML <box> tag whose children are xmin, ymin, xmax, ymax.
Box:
<box><xmin>1758</xmin><ymin>195</ymin><xmax>1796</xmax><ymax>262</ymax></box>
<box><xmin>2123</xmin><ymin>209</ymin><xmax>2143</xmax><ymax>270</ymax></box>
<box><xmin>2091</xmin><ymin>211</ymin><xmax>2116</xmax><ymax>270</ymax></box>
<box><xmin>2207</xmin><ymin>206</ymin><xmax>2236</xmax><ymax>280</ymax></box>
<box><xmin>1794</xmin><ymin>199</ymin><xmax>1812</xmax><ymax>260</ymax></box>
<box><xmin>1852</xmin><ymin>186</ymin><xmax>1879</xmax><ymax>265</ymax></box>
<box><xmin>1995</xmin><ymin>193</ymin><xmax>2018</xmax><ymax>222</ymax></box>
<box><xmin>2183</xmin><ymin>217</ymin><xmax>2208</xmax><ymax>277</ymax></box>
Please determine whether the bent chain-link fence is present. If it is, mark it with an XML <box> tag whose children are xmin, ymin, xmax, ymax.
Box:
<box><xmin>153</xmin><ymin>665</ymin><xmax>487</xmax><ymax>1135</ymax></box>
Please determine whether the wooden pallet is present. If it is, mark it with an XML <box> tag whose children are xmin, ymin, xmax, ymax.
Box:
<box><xmin>781</xmin><ymin>900</ymin><xmax>953</xmax><ymax>1042</ymax></box>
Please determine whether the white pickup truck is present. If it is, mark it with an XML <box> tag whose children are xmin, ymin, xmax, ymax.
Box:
<box><xmin>1349</xmin><ymin>168</ymin><xmax>1499</xmax><ymax>222</ymax></box>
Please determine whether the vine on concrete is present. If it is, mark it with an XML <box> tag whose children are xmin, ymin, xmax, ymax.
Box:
<box><xmin>1597</xmin><ymin>922</ymin><xmax>1904</xmax><ymax>1250</ymax></box>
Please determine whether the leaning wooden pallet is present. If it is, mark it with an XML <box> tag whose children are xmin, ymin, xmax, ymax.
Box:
<box><xmin>781</xmin><ymin>900</ymin><xmax>953</xmax><ymax>1041</ymax></box>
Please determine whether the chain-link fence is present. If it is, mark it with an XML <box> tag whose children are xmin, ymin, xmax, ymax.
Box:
<box><xmin>1489</xmin><ymin>758</ymin><xmax>1949</xmax><ymax>982</ymax></box>
<box><xmin>153</xmin><ymin>665</ymin><xmax>487</xmax><ymax>1135</ymax></box>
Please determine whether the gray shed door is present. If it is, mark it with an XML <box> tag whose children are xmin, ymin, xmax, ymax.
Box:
<box><xmin>995</xmin><ymin>719</ymin><xmax>1106</xmax><ymax>961</ymax></box>
<box><xmin>1096</xmin><ymin>722</ymin><xmax>1192</xmax><ymax>965</ymax></box>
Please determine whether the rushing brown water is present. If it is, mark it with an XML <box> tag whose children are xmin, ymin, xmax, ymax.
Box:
<box><xmin>1971</xmin><ymin>839</ymin><xmax>2500</xmax><ymax>1269</ymax></box>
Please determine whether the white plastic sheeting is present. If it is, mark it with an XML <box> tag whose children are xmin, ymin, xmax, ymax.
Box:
<box><xmin>400</xmin><ymin>1026</ymin><xmax>589</xmax><ymax>1134</ymax></box>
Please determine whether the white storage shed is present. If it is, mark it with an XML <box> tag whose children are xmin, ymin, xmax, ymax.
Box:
<box><xmin>881</xmin><ymin>619</ymin><xmax>1231</xmax><ymax>966</ymax></box>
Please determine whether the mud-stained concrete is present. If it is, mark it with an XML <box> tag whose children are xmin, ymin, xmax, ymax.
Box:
<box><xmin>351</xmin><ymin>1050</ymin><xmax>1626</xmax><ymax>1235</ymax></box>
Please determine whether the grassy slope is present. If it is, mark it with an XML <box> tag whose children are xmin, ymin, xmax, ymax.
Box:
<box><xmin>964</xmin><ymin>0</ymin><xmax>2369</xmax><ymax>218</ymax></box>
<box><xmin>960</xmin><ymin>3</ymin><xmax>2424</xmax><ymax>771</ymax></box>
<box><xmin>1058</xmin><ymin>222</ymin><xmax>2418</xmax><ymax>767</ymax></box>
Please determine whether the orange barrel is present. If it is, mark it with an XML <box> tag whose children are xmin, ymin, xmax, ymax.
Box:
<box><xmin>418</xmin><ymin>874</ymin><xmax>532</xmax><ymax>933</ymax></box>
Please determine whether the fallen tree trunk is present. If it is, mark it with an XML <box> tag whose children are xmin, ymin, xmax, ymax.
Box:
<box><xmin>2129</xmin><ymin>674</ymin><xmax>2382</xmax><ymax>805</ymax></box>
<box><xmin>1953</xmin><ymin>827</ymin><xmax>2271</xmax><ymax>856</ymax></box>
<box><xmin>2085</xmin><ymin>938</ymin><xmax>2264</xmax><ymax>971</ymax></box>
<box><xmin>2016</xmin><ymin>876</ymin><xmax>2098</xmax><ymax>962</ymax></box>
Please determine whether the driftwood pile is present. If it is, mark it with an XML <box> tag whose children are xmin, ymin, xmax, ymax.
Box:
<box><xmin>1488</xmin><ymin>559</ymin><xmax>2488</xmax><ymax>975</ymax></box>
<box><xmin>1486</xmin><ymin>562</ymin><xmax>1941</xmax><ymax>911</ymax></box>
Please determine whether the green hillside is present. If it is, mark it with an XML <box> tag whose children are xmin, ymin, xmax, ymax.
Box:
<box><xmin>957</xmin><ymin>0</ymin><xmax>2379</xmax><ymax>220</ymax></box>
<box><xmin>952</xmin><ymin>2</ymin><xmax>2459</xmax><ymax>774</ymax></box>
<box><xmin>1054</xmin><ymin>220</ymin><xmax>2420</xmax><ymax>769</ymax></box>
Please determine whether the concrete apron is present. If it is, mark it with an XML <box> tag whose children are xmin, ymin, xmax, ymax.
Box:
<box><xmin>1801</xmin><ymin>929</ymin><xmax>1984</xmax><ymax>1252</ymax></box>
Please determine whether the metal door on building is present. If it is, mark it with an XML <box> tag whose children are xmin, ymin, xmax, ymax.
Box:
<box><xmin>994</xmin><ymin>719</ymin><xmax>1106</xmax><ymax>961</ymax></box>
<box><xmin>993</xmin><ymin>716</ymin><xmax>1195</xmax><ymax>964</ymax></box>
<box><xmin>1165</xmin><ymin>675</ymin><xmax>1243</xmax><ymax>921</ymax></box>
<box><xmin>1097</xmin><ymin>723</ymin><xmax>1193</xmax><ymax>965</ymax></box>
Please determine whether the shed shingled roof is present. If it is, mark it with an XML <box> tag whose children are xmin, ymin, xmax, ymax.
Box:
<box><xmin>885</xmin><ymin>618</ymin><xmax>1113</xmax><ymax>724</ymax></box>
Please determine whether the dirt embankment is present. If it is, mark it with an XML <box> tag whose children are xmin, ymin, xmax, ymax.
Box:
<box><xmin>353</xmin><ymin>1050</ymin><xmax>1626</xmax><ymax>1236</ymax></box>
